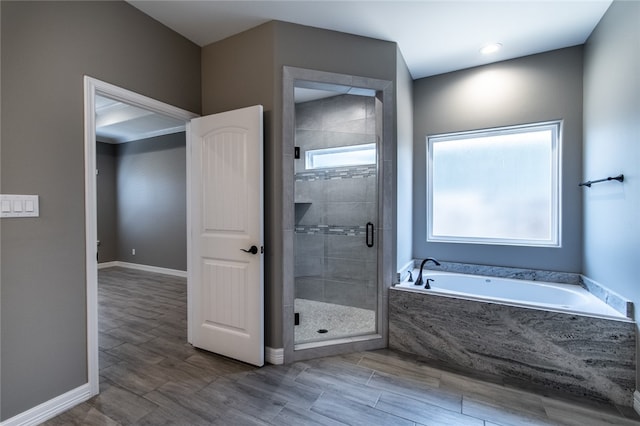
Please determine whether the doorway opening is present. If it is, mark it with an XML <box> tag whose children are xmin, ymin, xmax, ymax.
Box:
<box><xmin>84</xmin><ymin>77</ymin><xmax>198</xmax><ymax>395</ymax></box>
<box><xmin>94</xmin><ymin>93</ymin><xmax>189</xmax><ymax>272</ymax></box>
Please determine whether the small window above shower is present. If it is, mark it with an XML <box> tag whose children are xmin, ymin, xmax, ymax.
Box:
<box><xmin>305</xmin><ymin>143</ymin><xmax>376</xmax><ymax>170</ymax></box>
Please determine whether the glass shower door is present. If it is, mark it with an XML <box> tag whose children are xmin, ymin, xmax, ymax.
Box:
<box><xmin>293</xmin><ymin>91</ymin><xmax>378</xmax><ymax>346</ymax></box>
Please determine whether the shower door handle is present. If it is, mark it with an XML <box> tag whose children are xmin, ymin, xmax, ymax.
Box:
<box><xmin>366</xmin><ymin>222</ymin><xmax>374</xmax><ymax>247</ymax></box>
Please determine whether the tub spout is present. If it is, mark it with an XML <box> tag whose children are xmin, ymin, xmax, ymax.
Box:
<box><xmin>415</xmin><ymin>257</ymin><xmax>441</xmax><ymax>287</ymax></box>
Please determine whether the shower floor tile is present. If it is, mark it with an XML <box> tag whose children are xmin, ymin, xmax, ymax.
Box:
<box><xmin>294</xmin><ymin>298</ymin><xmax>376</xmax><ymax>344</ymax></box>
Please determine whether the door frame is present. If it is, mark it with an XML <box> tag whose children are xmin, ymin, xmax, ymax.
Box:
<box><xmin>83</xmin><ymin>76</ymin><xmax>198</xmax><ymax>395</ymax></box>
<box><xmin>282</xmin><ymin>67</ymin><xmax>395</xmax><ymax>362</ymax></box>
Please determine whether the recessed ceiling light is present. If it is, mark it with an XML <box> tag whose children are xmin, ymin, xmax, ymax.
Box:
<box><xmin>480</xmin><ymin>43</ymin><xmax>502</xmax><ymax>55</ymax></box>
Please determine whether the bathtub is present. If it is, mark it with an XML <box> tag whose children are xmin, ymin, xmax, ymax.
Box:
<box><xmin>389</xmin><ymin>268</ymin><xmax>636</xmax><ymax>406</ymax></box>
<box><xmin>394</xmin><ymin>270</ymin><xmax>626</xmax><ymax>320</ymax></box>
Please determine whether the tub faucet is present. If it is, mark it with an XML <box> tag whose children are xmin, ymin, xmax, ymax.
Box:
<box><xmin>414</xmin><ymin>257</ymin><xmax>441</xmax><ymax>287</ymax></box>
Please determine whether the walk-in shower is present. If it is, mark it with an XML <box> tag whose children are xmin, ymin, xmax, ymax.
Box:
<box><xmin>293</xmin><ymin>92</ymin><xmax>378</xmax><ymax>346</ymax></box>
<box><xmin>282</xmin><ymin>66</ymin><xmax>394</xmax><ymax>361</ymax></box>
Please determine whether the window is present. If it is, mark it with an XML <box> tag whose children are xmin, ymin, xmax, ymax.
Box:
<box><xmin>305</xmin><ymin>143</ymin><xmax>376</xmax><ymax>169</ymax></box>
<box><xmin>427</xmin><ymin>121</ymin><xmax>561</xmax><ymax>247</ymax></box>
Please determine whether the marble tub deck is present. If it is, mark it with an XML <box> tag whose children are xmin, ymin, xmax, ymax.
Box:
<box><xmin>405</xmin><ymin>260</ymin><xmax>633</xmax><ymax>318</ymax></box>
<box><xmin>389</xmin><ymin>287</ymin><xmax>636</xmax><ymax>406</ymax></box>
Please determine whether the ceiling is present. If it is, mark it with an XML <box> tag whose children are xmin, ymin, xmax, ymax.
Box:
<box><xmin>95</xmin><ymin>95</ymin><xmax>186</xmax><ymax>144</ymax></box>
<box><xmin>104</xmin><ymin>0</ymin><xmax>612</xmax><ymax>143</ymax></box>
<box><xmin>128</xmin><ymin>0</ymin><xmax>612</xmax><ymax>79</ymax></box>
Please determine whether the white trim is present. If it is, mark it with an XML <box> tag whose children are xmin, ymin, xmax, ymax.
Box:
<box><xmin>265</xmin><ymin>347</ymin><xmax>284</xmax><ymax>365</ymax></box>
<box><xmin>0</xmin><ymin>384</ymin><xmax>92</xmax><ymax>426</ymax></box>
<box><xmin>84</xmin><ymin>76</ymin><xmax>198</xmax><ymax>405</ymax></box>
<box><xmin>186</xmin><ymin>122</ymin><xmax>194</xmax><ymax>345</ymax></box>
<box><xmin>83</xmin><ymin>77</ymin><xmax>100</xmax><ymax>396</ymax></box>
<box><xmin>634</xmin><ymin>391</ymin><xmax>640</xmax><ymax>416</ymax></box>
<box><xmin>98</xmin><ymin>261</ymin><xmax>187</xmax><ymax>278</ymax></box>
<box><xmin>97</xmin><ymin>261</ymin><xmax>118</xmax><ymax>270</ymax></box>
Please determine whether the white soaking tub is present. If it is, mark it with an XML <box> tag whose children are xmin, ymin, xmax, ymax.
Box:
<box><xmin>394</xmin><ymin>270</ymin><xmax>627</xmax><ymax>320</ymax></box>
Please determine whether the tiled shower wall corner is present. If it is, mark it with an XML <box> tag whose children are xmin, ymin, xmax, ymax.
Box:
<box><xmin>294</xmin><ymin>94</ymin><xmax>378</xmax><ymax>310</ymax></box>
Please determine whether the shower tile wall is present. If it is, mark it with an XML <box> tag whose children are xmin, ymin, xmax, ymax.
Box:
<box><xmin>294</xmin><ymin>94</ymin><xmax>377</xmax><ymax>310</ymax></box>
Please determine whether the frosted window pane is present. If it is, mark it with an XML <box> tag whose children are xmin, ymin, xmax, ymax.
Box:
<box><xmin>306</xmin><ymin>143</ymin><xmax>376</xmax><ymax>169</ymax></box>
<box><xmin>428</xmin><ymin>122</ymin><xmax>560</xmax><ymax>246</ymax></box>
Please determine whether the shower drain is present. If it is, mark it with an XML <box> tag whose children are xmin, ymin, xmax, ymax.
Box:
<box><xmin>317</xmin><ymin>329</ymin><xmax>328</xmax><ymax>334</ymax></box>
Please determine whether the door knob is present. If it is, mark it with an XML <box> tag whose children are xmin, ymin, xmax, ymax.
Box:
<box><xmin>241</xmin><ymin>245</ymin><xmax>259</xmax><ymax>255</ymax></box>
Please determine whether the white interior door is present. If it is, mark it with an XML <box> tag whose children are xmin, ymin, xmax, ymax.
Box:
<box><xmin>188</xmin><ymin>105</ymin><xmax>264</xmax><ymax>366</ymax></box>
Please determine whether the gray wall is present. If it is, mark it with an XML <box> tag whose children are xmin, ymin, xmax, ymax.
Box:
<box><xmin>97</xmin><ymin>134</ymin><xmax>187</xmax><ymax>270</ymax></box>
<box><xmin>97</xmin><ymin>142</ymin><xmax>118</xmax><ymax>263</ymax></box>
<box><xmin>395</xmin><ymin>48</ymin><xmax>413</xmax><ymax>276</ymax></box>
<box><xmin>202</xmin><ymin>21</ymin><xmax>399</xmax><ymax>349</ymax></box>
<box><xmin>116</xmin><ymin>133</ymin><xmax>187</xmax><ymax>271</ymax></box>
<box><xmin>0</xmin><ymin>1</ymin><xmax>200</xmax><ymax>420</ymax></box>
<box><xmin>412</xmin><ymin>47</ymin><xmax>584</xmax><ymax>272</ymax></box>
<box><xmin>583</xmin><ymin>0</ymin><xmax>640</xmax><ymax>384</ymax></box>
<box><xmin>294</xmin><ymin>95</ymin><xmax>378</xmax><ymax>310</ymax></box>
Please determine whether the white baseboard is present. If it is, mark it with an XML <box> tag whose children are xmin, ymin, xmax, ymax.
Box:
<box><xmin>0</xmin><ymin>384</ymin><xmax>93</xmax><ymax>426</ymax></box>
<box><xmin>265</xmin><ymin>347</ymin><xmax>284</xmax><ymax>365</ymax></box>
<box><xmin>98</xmin><ymin>261</ymin><xmax>187</xmax><ymax>277</ymax></box>
<box><xmin>634</xmin><ymin>390</ymin><xmax>640</xmax><ymax>416</ymax></box>
<box><xmin>97</xmin><ymin>261</ymin><xmax>118</xmax><ymax>269</ymax></box>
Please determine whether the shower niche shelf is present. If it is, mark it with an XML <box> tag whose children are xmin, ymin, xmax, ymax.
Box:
<box><xmin>294</xmin><ymin>201</ymin><xmax>312</xmax><ymax>226</ymax></box>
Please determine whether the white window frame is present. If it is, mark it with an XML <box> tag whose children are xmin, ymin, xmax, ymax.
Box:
<box><xmin>305</xmin><ymin>143</ymin><xmax>376</xmax><ymax>170</ymax></box>
<box><xmin>427</xmin><ymin>120</ymin><xmax>562</xmax><ymax>247</ymax></box>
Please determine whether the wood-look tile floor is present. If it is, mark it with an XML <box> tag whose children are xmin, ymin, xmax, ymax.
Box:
<box><xmin>44</xmin><ymin>267</ymin><xmax>640</xmax><ymax>426</ymax></box>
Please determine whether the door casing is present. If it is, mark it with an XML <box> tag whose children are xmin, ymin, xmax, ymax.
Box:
<box><xmin>83</xmin><ymin>76</ymin><xmax>198</xmax><ymax>395</ymax></box>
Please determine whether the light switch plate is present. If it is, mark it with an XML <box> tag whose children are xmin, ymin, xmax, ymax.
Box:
<box><xmin>0</xmin><ymin>195</ymin><xmax>39</xmax><ymax>218</ymax></box>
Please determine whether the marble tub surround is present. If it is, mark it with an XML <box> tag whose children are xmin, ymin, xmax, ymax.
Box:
<box><xmin>411</xmin><ymin>259</ymin><xmax>581</xmax><ymax>285</ymax></box>
<box><xmin>581</xmin><ymin>275</ymin><xmax>634</xmax><ymax>319</ymax></box>
<box><xmin>389</xmin><ymin>288</ymin><xmax>636</xmax><ymax>406</ymax></box>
